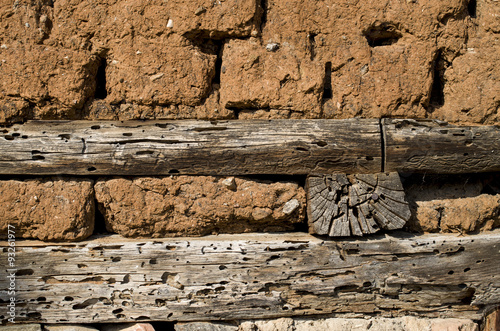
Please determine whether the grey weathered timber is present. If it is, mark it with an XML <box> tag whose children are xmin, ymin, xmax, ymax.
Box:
<box><xmin>384</xmin><ymin>118</ymin><xmax>500</xmax><ymax>174</ymax></box>
<box><xmin>306</xmin><ymin>172</ymin><xmax>411</xmax><ymax>236</ymax></box>
<box><xmin>1</xmin><ymin>119</ymin><xmax>498</xmax><ymax>175</ymax></box>
<box><xmin>0</xmin><ymin>119</ymin><xmax>381</xmax><ymax>175</ymax></box>
<box><xmin>1</xmin><ymin>232</ymin><xmax>499</xmax><ymax>323</ymax></box>
<box><xmin>1</xmin><ymin>118</ymin><xmax>499</xmax><ymax>175</ymax></box>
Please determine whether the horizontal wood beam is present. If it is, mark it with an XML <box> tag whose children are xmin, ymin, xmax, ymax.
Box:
<box><xmin>1</xmin><ymin>232</ymin><xmax>499</xmax><ymax>323</ymax></box>
<box><xmin>0</xmin><ymin>119</ymin><xmax>498</xmax><ymax>175</ymax></box>
<box><xmin>0</xmin><ymin>119</ymin><xmax>381</xmax><ymax>175</ymax></box>
<box><xmin>384</xmin><ymin>119</ymin><xmax>500</xmax><ymax>174</ymax></box>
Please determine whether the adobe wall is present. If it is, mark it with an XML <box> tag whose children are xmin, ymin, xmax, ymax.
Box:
<box><xmin>0</xmin><ymin>0</ymin><xmax>499</xmax><ymax>330</ymax></box>
<box><xmin>0</xmin><ymin>0</ymin><xmax>498</xmax><ymax>124</ymax></box>
<box><xmin>1</xmin><ymin>0</ymin><xmax>499</xmax><ymax>241</ymax></box>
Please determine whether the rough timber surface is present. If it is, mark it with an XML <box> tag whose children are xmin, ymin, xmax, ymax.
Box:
<box><xmin>1</xmin><ymin>232</ymin><xmax>499</xmax><ymax>323</ymax></box>
<box><xmin>0</xmin><ymin>119</ymin><xmax>381</xmax><ymax>175</ymax></box>
<box><xmin>384</xmin><ymin>119</ymin><xmax>500</xmax><ymax>174</ymax></box>
<box><xmin>307</xmin><ymin>172</ymin><xmax>411</xmax><ymax>237</ymax></box>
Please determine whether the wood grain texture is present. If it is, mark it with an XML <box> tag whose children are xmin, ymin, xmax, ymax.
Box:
<box><xmin>2</xmin><ymin>119</ymin><xmax>499</xmax><ymax>175</ymax></box>
<box><xmin>1</xmin><ymin>232</ymin><xmax>499</xmax><ymax>323</ymax></box>
<box><xmin>307</xmin><ymin>172</ymin><xmax>411</xmax><ymax>236</ymax></box>
<box><xmin>0</xmin><ymin>119</ymin><xmax>381</xmax><ymax>175</ymax></box>
<box><xmin>384</xmin><ymin>119</ymin><xmax>500</xmax><ymax>174</ymax></box>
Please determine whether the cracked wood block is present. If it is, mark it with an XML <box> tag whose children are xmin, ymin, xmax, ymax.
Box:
<box><xmin>307</xmin><ymin>172</ymin><xmax>411</xmax><ymax>236</ymax></box>
<box><xmin>0</xmin><ymin>232</ymin><xmax>498</xmax><ymax>323</ymax></box>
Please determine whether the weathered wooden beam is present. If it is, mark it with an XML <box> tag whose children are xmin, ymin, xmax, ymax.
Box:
<box><xmin>384</xmin><ymin>119</ymin><xmax>500</xmax><ymax>174</ymax></box>
<box><xmin>1</xmin><ymin>232</ymin><xmax>499</xmax><ymax>323</ymax></box>
<box><xmin>306</xmin><ymin>172</ymin><xmax>411</xmax><ymax>236</ymax></box>
<box><xmin>0</xmin><ymin>119</ymin><xmax>381</xmax><ymax>175</ymax></box>
<box><xmin>1</xmin><ymin>119</ymin><xmax>498</xmax><ymax>175</ymax></box>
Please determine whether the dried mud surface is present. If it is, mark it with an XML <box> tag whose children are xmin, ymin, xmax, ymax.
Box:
<box><xmin>94</xmin><ymin>176</ymin><xmax>306</xmax><ymax>237</ymax></box>
<box><xmin>0</xmin><ymin>177</ymin><xmax>95</xmax><ymax>241</ymax></box>
<box><xmin>0</xmin><ymin>173</ymin><xmax>498</xmax><ymax>240</ymax></box>
<box><xmin>0</xmin><ymin>0</ymin><xmax>498</xmax><ymax>123</ymax></box>
<box><xmin>405</xmin><ymin>174</ymin><xmax>500</xmax><ymax>233</ymax></box>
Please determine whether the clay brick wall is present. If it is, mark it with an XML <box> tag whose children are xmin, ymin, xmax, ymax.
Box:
<box><xmin>1</xmin><ymin>0</ymin><xmax>498</xmax><ymax>124</ymax></box>
<box><xmin>1</xmin><ymin>0</ymin><xmax>499</xmax><ymax>241</ymax></box>
<box><xmin>0</xmin><ymin>0</ymin><xmax>499</xmax><ymax>330</ymax></box>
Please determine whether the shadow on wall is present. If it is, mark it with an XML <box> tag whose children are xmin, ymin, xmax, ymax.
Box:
<box><xmin>403</xmin><ymin>173</ymin><xmax>500</xmax><ymax>234</ymax></box>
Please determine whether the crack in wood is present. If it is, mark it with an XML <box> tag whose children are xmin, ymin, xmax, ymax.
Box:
<box><xmin>81</xmin><ymin>138</ymin><xmax>86</xmax><ymax>154</ymax></box>
<box><xmin>379</xmin><ymin>118</ymin><xmax>386</xmax><ymax>172</ymax></box>
<box><xmin>101</xmin><ymin>139</ymin><xmax>186</xmax><ymax>145</ymax></box>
